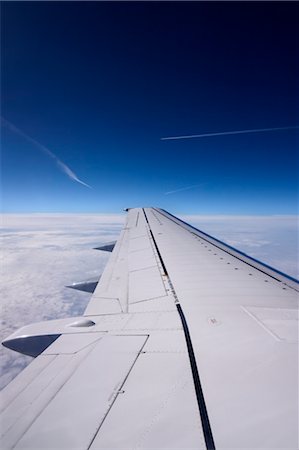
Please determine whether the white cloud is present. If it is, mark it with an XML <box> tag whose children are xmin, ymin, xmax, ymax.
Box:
<box><xmin>0</xmin><ymin>213</ymin><xmax>297</xmax><ymax>389</ymax></box>
<box><xmin>0</xmin><ymin>214</ymin><xmax>124</xmax><ymax>389</ymax></box>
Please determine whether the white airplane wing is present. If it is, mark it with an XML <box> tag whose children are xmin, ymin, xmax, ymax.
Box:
<box><xmin>1</xmin><ymin>207</ymin><xmax>298</xmax><ymax>449</ymax></box>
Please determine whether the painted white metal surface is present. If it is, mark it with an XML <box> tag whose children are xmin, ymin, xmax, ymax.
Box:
<box><xmin>1</xmin><ymin>207</ymin><xmax>298</xmax><ymax>449</ymax></box>
<box><xmin>2</xmin><ymin>335</ymin><xmax>148</xmax><ymax>449</ymax></box>
<box><xmin>90</xmin><ymin>349</ymin><xmax>205</xmax><ymax>450</ymax></box>
<box><xmin>145</xmin><ymin>207</ymin><xmax>299</xmax><ymax>449</ymax></box>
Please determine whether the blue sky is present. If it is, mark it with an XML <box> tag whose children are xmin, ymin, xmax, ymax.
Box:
<box><xmin>1</xmin><ymin>2</ymin><xmax>298</xmax><ymax>214</ymax></box>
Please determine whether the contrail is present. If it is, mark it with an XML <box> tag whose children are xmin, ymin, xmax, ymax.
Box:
<box><xmin>1</xmin><ymin>117</ymin><xmax>92</xmax><ymax>189</ymax></box>
<box><xmin>161</xmin><ymin>125</ymin><xmax>299</xmax><ymax>141</ymax></box>
<box><xmin>165</xmin><ymin>183</ymin><xmax>203</xmax><ymax>195</ymax></box>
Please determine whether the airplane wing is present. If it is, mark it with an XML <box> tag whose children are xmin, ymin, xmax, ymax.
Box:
<box><xmin>1</xmin><ymin>207</ymin><xmax>298</xmax><ymax>449</ymax></box>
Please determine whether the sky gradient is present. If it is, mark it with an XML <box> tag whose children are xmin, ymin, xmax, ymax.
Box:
<box><xmin>1</xmin><ymin>1</ymin><xmax>298</xmax><ymax>214</ymax></box>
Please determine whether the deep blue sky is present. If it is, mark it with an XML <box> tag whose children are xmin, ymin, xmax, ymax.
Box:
<box><xmin>1</xmin><ymin>1</ymin><xmax>298</xmax><ymax>214</ymax></box>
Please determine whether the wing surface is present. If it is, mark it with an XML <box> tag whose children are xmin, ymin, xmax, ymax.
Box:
<box><xmin>1</xmin><ymin>207</ymin><xmax>298</xmax><ymax>449</ymax></box>
<box><xmin>0</xmin><ymin>208</ymin><xmax>205</xmax><ymax>449</ymax></box>
<box><xmin>143</xmin><ymin>207</ymin><xmax>298</xmax><ymax>449</ymax></box>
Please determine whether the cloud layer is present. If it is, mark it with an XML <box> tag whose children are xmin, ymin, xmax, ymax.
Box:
<box><xmin>0</xmin><ymin>214</ymin><xmax>124</xmax><ymax>389</ymax></box>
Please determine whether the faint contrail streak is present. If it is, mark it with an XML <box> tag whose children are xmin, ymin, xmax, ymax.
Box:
<box><xmin>165</xmin><ymin>183</ymin><xmax>203</xmax><ymax>195</ymax></box>
<box><xmin>161</xmin><ymin>125</ymin><xmax>299</xmax><ymax>140</ymax></box>
<box><xmin>1</xmin><ymin>117</ymin><xmax>92</xmax><ymax>188</ymax></box>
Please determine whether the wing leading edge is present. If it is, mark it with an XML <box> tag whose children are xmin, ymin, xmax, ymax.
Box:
<box><xmin>1</xmin><ymin>207</ymin><xmax>298</xmax><ymax>449</ymax></box>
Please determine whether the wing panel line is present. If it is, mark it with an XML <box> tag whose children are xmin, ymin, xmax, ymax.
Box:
<box><xmin>142</xmin><ymin>208</ymin><xmax>216</xmax><ymax>450</ymax></box>
<box><xmin>87</xmin><ymin>335</ymin><xmax>149</xmax><ymax>450</ymax></box>
<box><xmin>155</xmin><ymin>208</ymin><xmax>298</xmax><ymax>289</ymax></box>
<box><xmin>176</xmin><ymin>303</ymin><xmax>216</xmax><ymax>450</ymax></box>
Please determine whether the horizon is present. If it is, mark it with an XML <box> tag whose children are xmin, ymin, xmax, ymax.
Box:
<box><xmin>1</xmin><ymin>211</ymin><xmax>298</xmax><ymax>279</ymax></box>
